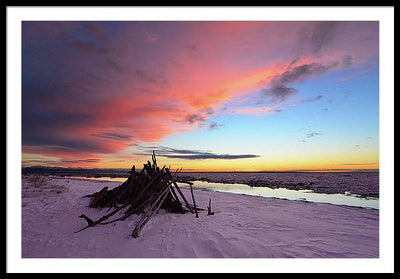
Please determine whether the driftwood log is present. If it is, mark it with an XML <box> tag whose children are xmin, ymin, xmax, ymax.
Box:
<box><xmin>76</xmin><ymin>152</ymin><xmax>206</xmax><ymax>237</ymax></box>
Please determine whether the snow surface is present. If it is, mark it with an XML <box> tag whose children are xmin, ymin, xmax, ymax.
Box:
<box><xmin>22</xmin><ymin>176</ymin><xmax>379</xmax><ymax>258</ymax></box>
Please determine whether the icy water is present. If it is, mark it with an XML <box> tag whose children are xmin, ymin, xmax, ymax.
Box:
<box><xmin>68</xmin><ymin>176</ymin><xmax>127</xmax><ymax>183</ymax></box>
<box><xmin>177</xmin><ymin>171</ymin><xmax>379</xmax><ymax>198</ymax></box>
<box><xmin>186</xmin><ymin>180</ymin><xmax>379</xmax><ymax>210</ymax></box>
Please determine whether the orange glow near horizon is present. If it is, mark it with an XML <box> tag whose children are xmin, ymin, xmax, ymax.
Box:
<box><xmin>22</xmin><ymin>151</ymin><xmax>379</xmax><ymax>173</ymax></box>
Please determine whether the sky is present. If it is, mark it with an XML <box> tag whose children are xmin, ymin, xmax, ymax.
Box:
<box><xmin>21</xmin><ymin>21</ymin><xmax>379</xmax><ymax>171</ymax></box>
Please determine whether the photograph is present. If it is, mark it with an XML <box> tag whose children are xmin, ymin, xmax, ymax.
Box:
<box><xmin>6</xmin><ymin>6</ymin><xmax>395</xmax><ymax>273</ymax></box>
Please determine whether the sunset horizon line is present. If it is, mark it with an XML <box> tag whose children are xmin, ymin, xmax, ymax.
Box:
<box><xmin>21</xmin><ymin>164</ymin><xmax>379</xmax><ymax>173</ymax></box>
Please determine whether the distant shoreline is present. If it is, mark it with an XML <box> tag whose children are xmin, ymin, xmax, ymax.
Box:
<box><xmin>22</xmin><ymin>166</ymin><xmax>379</xmax><ymax>177</ymax></box>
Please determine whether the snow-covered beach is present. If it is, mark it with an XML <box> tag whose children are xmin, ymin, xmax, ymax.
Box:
<box><xmin>21</xmin><ymin>175</ymin><xmax>378</xmax><ymax>258</ymax></box>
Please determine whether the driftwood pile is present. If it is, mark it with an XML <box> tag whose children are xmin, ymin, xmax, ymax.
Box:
<box><xmin>76</xmin><ymin>152</ymin><xmax>209</xmax><ymax>237</ymax></box>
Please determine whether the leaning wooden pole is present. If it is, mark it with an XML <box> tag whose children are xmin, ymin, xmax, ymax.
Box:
<box><xmin>188</xmin><ymin>182</ymin><xmax>199</xmax><ymax>218</ymax></box>
<box><xmin>165</xmin><ymin>168</ymin><xmax>194</xmax><ymax>214</ymax></box>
